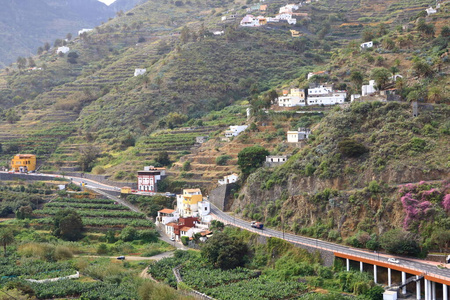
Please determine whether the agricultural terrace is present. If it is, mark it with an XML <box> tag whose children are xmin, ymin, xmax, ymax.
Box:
<box><xmin>34</xmin><ymin>195</ymin><xmax>154</xmax><ymax>229</ymax></box>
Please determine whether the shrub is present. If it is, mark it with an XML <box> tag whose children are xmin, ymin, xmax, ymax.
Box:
<box><xmin>92</xmin><ymin>166</ymin><xmax>105</xmax><ymax>175</ymax></box>
<box><xmin>338</xmin><ymin>139</ymin><xmax>367</xmax><ymax>157</ymax></box>
<box><xmin>409</xmin><ymin>137</ymin><xmax>427</xmax><ymax>152</ymax></box>
<box><xmin>97</xmin><ymin>243</ymin><xmax>108</xmax><ymax>255</ymax></box>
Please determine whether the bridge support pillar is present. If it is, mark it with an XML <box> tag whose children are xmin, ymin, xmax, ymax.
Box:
<box><xmin>373</xmin><ymin>265</ymin><xmax>377</xmax><ymax>284</ymax></box>
<box><xmin>402</xmin><ymin>271</ymin><xmax>406</xmax><ymax>295</ymax></box>
<box><xmin>416</xmin><ymin>276</ymin><xmax>421</xmax><ymax>300</ymax></box>
<box><xmin>346</xmin><ymin>259</ymin><xmax>350</xmax><ymax>271</ymax></box>
<box><xmin>360</xmin><ymin>261</ymin><xmax>363</xmax><ymax>272</ymax></box>
<box><xmin>432</xmin><ymin>281</ymin><xmax>436</xmax><ymax>300</ymax></box>
<box><xmin>425</xmin><ymin>279</ymin><xmax>430</xmax><ymax>300</ymax></box>
<box><xmin>388</xmin><ymin>268</ymin><xmax>392</xmax><ymax>287</ymax></box>
<box><xmin>443</xmin><ymin>284</ymin><xmax>448</xmax><ymax>300</ymax></box>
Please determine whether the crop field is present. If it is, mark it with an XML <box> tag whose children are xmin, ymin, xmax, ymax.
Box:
<box><xmin>34</xmin><ymin>196</ymin><xmax>153</xmax><ymax>229</ymax></box>
<box><xmin>148</xmin><ymin>251</ymin><xmax>308</xmax><ymax>300</ymax></box>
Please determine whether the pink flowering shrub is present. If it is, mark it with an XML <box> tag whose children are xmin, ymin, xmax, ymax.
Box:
<box><xmin>401</xmin><ymin>193</ymin><xmax>431</xmax><ymax>230</ymax></box>
<box><xmin>443</xmin><ymin>194</ymin><xmax>450</xmax><ymax>212</ymax></box>
<box><xmin>399</xmin><ymin>181</ymin><xmax>447</xmax><ymax>231</ymax></box>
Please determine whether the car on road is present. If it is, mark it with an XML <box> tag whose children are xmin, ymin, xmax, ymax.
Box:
<box><xmin>250</xmin><ymin>221</ymin><xmax>264</xmax><ymax>229</ymax></box>
<box><xmin>170</xmin><ymin>236</ymin><xmax>175</xmax><ymax>241</ymax></box>
<box><xmin>387</xmin><ymin>258</ymin><xmax>399</xmax><ymax>264</ymax></box>
<box><xmin>117</xmin><ymin>256</ymin><xmax>125</xmax><ymax>260</ymax></box>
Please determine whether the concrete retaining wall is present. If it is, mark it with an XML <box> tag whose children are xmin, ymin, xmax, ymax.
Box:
<box><xmin>0</xmin><ymin>173</ymin><xmax>56</xmax><ymax>182</ymax></box>
<box><xmin>209</xmin><ymin>183</ymin><xmax>237</xmax><ymax>211</ymax></box>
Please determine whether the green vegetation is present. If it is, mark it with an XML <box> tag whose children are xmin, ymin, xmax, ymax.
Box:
<box><xmin>149</xmin><ymin>228</ymin><xmax>384</xmax><ymax>300</ymax></box>
<box><xmin>238</xmin><ymin>145</ymin><xmax>270</xmax><ymax>177</ymax></box>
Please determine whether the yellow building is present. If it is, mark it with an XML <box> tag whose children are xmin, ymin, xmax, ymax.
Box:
<box><xmin>176</xmin><ymin>188</ymin><xmax>203</xmax><ymax>218</ymax></box>
<box><xmin>11</xmin><ymin>154</ymin><xmax>36</xmax><ymax>172</ymax></box>
<box><xmin>121</xmin><ymin>186</ymin><xmax>132</xmax><ymax>194</ymax></box>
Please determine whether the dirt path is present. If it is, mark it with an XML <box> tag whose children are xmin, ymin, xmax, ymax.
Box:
<box><xmin>75</xmin><ymin>251</ymin><xmax>175</xmax><ymax>261</ymax></box>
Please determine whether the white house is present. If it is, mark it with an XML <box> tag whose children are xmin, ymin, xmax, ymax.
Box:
<box><xmin>277</xmin><ymin>88</ymin><xmax>306</xmax><ymax>107</ymax></box>
<box><xmin>240</xmin><ymin>15</ymin><xmax>261</xmax><ymax>26</ymax></box>
<box><xmin>218</xmin><ymin>173</ymin><xmax>239</xmax><ymax>185</ymax></box>
<box><xmin>266</xmin><ymin>17</ymin><xmax>280</xmax><ymax>23</ymax></box>
<box><xmin>134</xmin><ymin>68</ymin><xmax>146</xmax><ymax>76</ymax></box>
<box><xmin>279</xmin><ymin>4</ymin><xmax>299</xmax><ymax>14</ymax></box>
<box><xmin>287</xmin><ymin>128</ymin><xmax>311</xmax><ymax>143</ymax></box>
<box><xmin>266</xmin><ymin>155</ymin><xmax>289</xmax><ymax>163</ymax></box>
<box><xmin>213</xmin><ymin>31</ymin><xmax>224</xmax><ymax>36</ymax></box>
<box><xmin>156</xmin><ymin>209</ymin><xmax>179</xmax><ymax>225</ymax></box>
<box><xmin>225</xmin><ymin>125</ymin><xmax>248</xmax><ymax>137</ymax></box>
<box><xmin>308</xmin><ymin>85</ymin><xmax>332</xmax><ymax>95</ymax></box>
<box><xmin>362</xmin><ymin>80</ymin><xmax>377</xmax><ymax>96</ymax></box>
<box><xmin>307</xmin><ymin>92</ymin><xmax>346</xmax><ymax>105</ymax></box>
<box><xmin>390</xmin><ymin>74</ymin><xmax>403</xmax><ymax>81</ymax></box>
<box><xmin>198</xmin><ymin>201</ymin><xmax>212</xmax><ymax>223</ymax></box>
<box><xmin>360</xmin><ymin>41</ymin><xmax>373</xmax><ymax>49</ymax></box>
<box><xmin>426</xmin><ymin>7</ymin><xmax>437</xmax><ymax>15</ymax></box>
<box><xmin>56</xmin><ymin>46</ymin><xmax>70</xmax><ymax>54</ymax></box>
<box><xmin>78</xmin><ymin>28</ymin><xmax>93</xmax><ymax>35</ymax></box>
<box><xmin>307</xmin><ymin>85</ymin><xmax>346</xmax><ymax>105</ymax></box>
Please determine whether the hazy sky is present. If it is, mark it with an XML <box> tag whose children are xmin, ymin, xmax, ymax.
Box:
<box><xmin>98</xmin><ymin>0</ymin><xmax>116</xmax><ymax>5</ymax></box>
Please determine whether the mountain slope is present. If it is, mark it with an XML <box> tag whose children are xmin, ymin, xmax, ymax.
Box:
<box><xmin>0</xmin><ymin>0</ymin><xmax>143</xmax><ymax>68</ymax></box>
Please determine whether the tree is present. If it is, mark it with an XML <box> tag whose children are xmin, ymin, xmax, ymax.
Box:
<box><xmin>77</xmin><ymin>145</ymin><xmax>100</xmax><ymax>172</ymax></box>
<box><xmin>27</xmin><ymin>57</ymin><xmax>36</xmax><ymax>68</ymax></box>
<box><xmin>379</xmin><ymin>229</ymin><xmax>421</xmax><ymax>256</ymax></box>
<box><xmin>54</xmin><ymin>38</ymin><xmax>63</xmax><ymax>47</ymax></box>
<box><xmin>441</xmin><ymin>26</ymin><xmax>450</xmax><ymax>37</ymax></box>
<box><xmin>237</xmin><ymin>145</ymin><xmax>269</xmax><ymax>176</ymax></box>
<box><xmin>16</xmin><ymin>57</ymin><xmax>26</xmax><ymax>70</ymax></box>
<box><xmin>412</xmin><ymin>58</ymin><xmax>433</xmax><ymax>78</ymax></box>
<box><xmin>44</xmin><ymin>42</ymin><xmax>51</xmax><ymax>51</ymax></box>
<box><xmin>428</xmin><ymin>86</ymin><xmax>442</xmax><ymax>103</ymax></box>
<box><xmin>201</xmin><ymin>232</ymin><xmax>248</xmax><ymax>269</ymax></box>
<box><xmin>155</xmin><ymin>151</ymin><xmax>171</xmax><ymax>166</ymax></box>
<box><xmin>119</xmin><ymin>226</ymin><xmax>137</xmax><ymax>242</ymax></box>
<box><xmin>37</xmin><ymin>46</ymin><xmax>44</xmax><ymax>55</ymax></box>
<box><xmin>209</xmin><ymin>220</ymin><xmax>224</xmax><ymax>232</ymax></box>
<box><xmin>180</xmin><ymin>26</ymin><xmax>190</xmax><ymax>44</ymax></box>
<box><xmin>67</xmin><ymin>52</ymin><xmax>79</xmax><ymax>64</ymax></box>
<box><xmin>370</xmin><ymin>67</ymin><xmax>390</xmax><ymax>90</ymax></box>
<box><xmin>416</xmin><ymin>18</ymin><xmax>435</xmax><ymax>37</ymax></box>
<box><xmin>105</xmin><ymin>230</ymin><xmax>117</xmax><ymax>243</ymax></box>
<box><xmin>350</xmin><ymin>70</ymin><xmax>363</xmax><ymax>91</ymax></box>
<box><xmin>5</xmin><ymin>109</ymin><xmax>20</xmax><ymax>124</ymax></box>
<box><xmin>0</xmin><ymin>228</ymin><xmax>14</xmax><ymax>256</ymax></box>
<box><xmin>66</xmin><ymin>32</ymin><xmax>72</xmax><ymax>41</ymax></box>
<box><xmin>337</xmin><ymin>138</ymin><xmax>367</xmax><ymax>157</ymax></box>
<box><xmin>16</xmin><ymin>205</ymin><xmax>33</xmax><ymax>219</ymax></box>
<box><xmin>53</xmin><ymin>209</ymin><xmax>84</xmax><ymax>241</ymax></box>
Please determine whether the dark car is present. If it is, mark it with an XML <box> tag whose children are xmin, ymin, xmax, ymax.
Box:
<box><xmin>117</xmin><ymin>256</ymin><xmax>125</xmax><ymax>260</ymax></box>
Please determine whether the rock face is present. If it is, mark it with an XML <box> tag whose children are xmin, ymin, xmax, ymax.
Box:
<box><xmin>231</xmin><ymin>164</ymin><xmax>446</xmax><ymax>239</ymax></box>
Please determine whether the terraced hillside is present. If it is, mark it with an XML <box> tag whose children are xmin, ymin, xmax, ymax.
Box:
<box><xmin>0</xmin><ymin>0</ymin><xmax>446</xmax><ymax>183</ymax></box>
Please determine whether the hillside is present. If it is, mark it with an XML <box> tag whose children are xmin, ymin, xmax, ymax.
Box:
<box><xmin>0</xmin><ymin>0</ymin><xmax>448</xmax><ymax>188</ymax></box>
<box><xmin>0</xmin><ymin>0</ymin><xmax>142</xmax><ymax>68</ymax></box>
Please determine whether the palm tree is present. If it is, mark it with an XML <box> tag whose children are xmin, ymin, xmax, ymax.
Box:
<box><xmin>0</xmin><ymin>228</ymin><xmax>14</xmax><ymax>256</ymax></box>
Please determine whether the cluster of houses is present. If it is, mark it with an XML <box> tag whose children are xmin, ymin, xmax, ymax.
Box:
<box><xmin>240</xmin><ymin>3</ymin><xmax>307</xmax><ymax>27</ymax></box>
<box><xmin>277</xmin><ymin>84</ymin><xmax>347</xmax><ymax>107</ymax></box>
<box><xmin>156</xmin><ymin>188</ymin><xmax>213</xmax><ymax>242</ymax></box>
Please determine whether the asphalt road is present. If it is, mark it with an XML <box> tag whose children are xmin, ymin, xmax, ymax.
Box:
<box><xmin>210</xmin><ymin>205</ymin><xmax>450</xmax><ymax>282</ymax></box>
